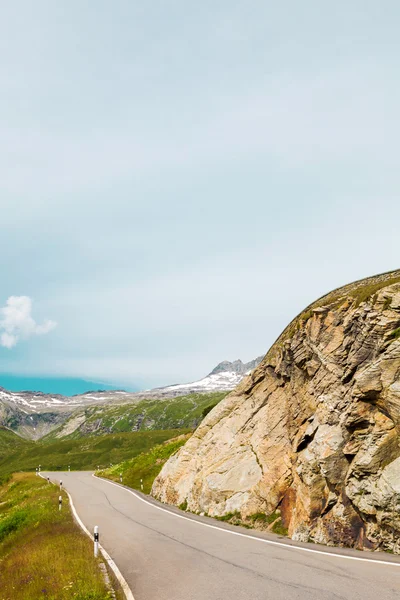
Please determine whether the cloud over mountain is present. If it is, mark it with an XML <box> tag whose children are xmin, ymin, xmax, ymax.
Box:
<box><xmin>0</xmin><ymin>296</ymin><xmax>56</xmax><ymax>348</ymax></box>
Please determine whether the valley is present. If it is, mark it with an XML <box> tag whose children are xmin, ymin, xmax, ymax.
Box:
<box><xmin>0</xmin><ymin>427</ymin><xmax>188</xmax><ymax>479</ymax></box>
<box><xmin>0</xmin><ymin>358</ymin><xmax>260</xmax><ymax>440</ymax></box>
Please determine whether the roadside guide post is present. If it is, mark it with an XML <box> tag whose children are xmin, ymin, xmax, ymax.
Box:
<box><xmin>60</xmin><ymin>480</ymin><xmax>63</xmax><ymax>491</ymax></box>
<box><xmin>392</xmin><ymin>494</ymin><xmax>396</xmax><ymax>552</ymax></box>
<box><xmin>120</xmin><ymin>473</ymin><xmax>122</xmax><ymax>483</ymax></box>
<box><xmin>140</xmin><ymin>478</ymin><xmax>143</xmax><ymax>491</ymax></box>
<box><xmin>68</xmin><ymin>465</ymin><xmax>70</xmax><ymax>472</ymax></box>
<box><xmin>94</xmin><ymin>526</ymin><xmax>99</xmax><ymax>557</ymax></box>
<box><xmin>59</xmin><ymin>495</ymin><xmax>62</xmax><ymax>511</ymax></box>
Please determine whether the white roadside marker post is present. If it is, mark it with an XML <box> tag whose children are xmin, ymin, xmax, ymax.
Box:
<box><xmin>120</xmin><ymin>473</ymin><xmax>122</xmax><ymax>483</ymax></box>
<box><xmin>68</xmin><ymin>465</ymin><xmax>70</xmax><ymax>472</ymax></box>
<box><xmin>140</xmin><ymin>478</ymin><xmax>143</xmax><ymax>492</ymax></box>
<box><xmin>59</xmin><ymin>495</ymin><xmax>62</xmax><ymax>511</ymax></box>
<box><xmin>47</xmin><ymin>476</ymin><xmax>50</xmax><ymax>484</ymax></box>
<box><xmin>94</xmin><ymin>525</ymin><xmax>99</xmax><ymax>557</ymax></box>
<box><xmin>60</xmin><ymin>480</ymin><xmax>63</xmax><ymax>491</ymax></box>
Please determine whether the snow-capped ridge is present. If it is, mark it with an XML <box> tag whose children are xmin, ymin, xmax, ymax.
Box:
<box><xmin>209</xmin><ymin>356</ymin><xmax>264</xmax><ymax>377</ymax></box>
<box><xmin>153</xmin><ymin>355</ymin><xmax>264</xmax><ymax>397</ymax></box>
<box><xmin>0</xmin><ymin>355</ymin><xmax>264</xmax><ymax>415</ymax></box>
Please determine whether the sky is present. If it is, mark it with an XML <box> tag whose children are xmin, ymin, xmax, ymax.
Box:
<box><xmin>0</xmin><ymin>1</ymin><xmax>399</xmax><ymax>389</ymax></box>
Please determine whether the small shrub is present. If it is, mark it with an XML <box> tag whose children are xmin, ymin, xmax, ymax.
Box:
<box><xmin>383</xmin><ymin>297</ymin><xmax>392</xmax><ymax>310</ymax></box>
<box><xmin>248</xmin><ymin>511</ymin><xmax>280</xmax><ymax>525</ymax></box>
<box><xmin>248</xmin><ymin>512</ymin><xmax>268</xmax><ymax>522</ymax></box>
<box><xmin>388</xmin><ymin>327</ymin><xmax>400</xmax><ymax>341</ymax></box>
<box><xmin>272</xmin><ymin>519</ymin><xmax>288</xmax><ymax>536</ymax></box>
<box><xmin>0</xmin><ymin>509</ymin><xmax>29</xmax><ymax>542</ymax></box>
<box><xmin>202</xmin><ymin>403</ymin><xmax>218</xmax><ymax>419</ymax></box>
<box><xmin>0</xmin><ymin>473</ymin><xmax>11</xmax><ymax>487</ymax></box>
<box><xmin>179</xmin><ymin>499</ymin><xmax>188</xmax><ymax>511</ymax></box>
<box><xmin>215</xmin><ymin>511</ymin><xmax>241</xmax><ymax>522</ymax></box>
<box><xmin>300</xmin><ymin>310</ymin><xmax>313</xmax><ymax>323</ymax></box>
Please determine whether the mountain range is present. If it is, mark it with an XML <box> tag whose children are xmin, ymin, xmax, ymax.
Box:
<box><xmin>0</xmin><ymin>356</ymin><xmax>263</xmax><ymax>440</ymax></box>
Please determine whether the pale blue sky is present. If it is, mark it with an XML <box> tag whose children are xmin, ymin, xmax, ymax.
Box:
<box><xmin>0</xmin><ymin>1</ymin><xmax>399</xmax><ymax>387</ymax></box>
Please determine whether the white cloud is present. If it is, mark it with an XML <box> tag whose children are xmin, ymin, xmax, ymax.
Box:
<box><xmin>1</xmin><ymin>332</ymin><xmax>18</xmax><ymax>349</ymax></box>
<box><xmin>0</xmin><ymin>296</ymin><xmax>56</xmax><ymax>348</ymax></box>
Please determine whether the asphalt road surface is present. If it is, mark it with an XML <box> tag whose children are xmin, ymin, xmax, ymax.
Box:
<box><xmin>44</xmin><ymin>471</ymin><xmax>400</xmax><ymax>600</ymax></box>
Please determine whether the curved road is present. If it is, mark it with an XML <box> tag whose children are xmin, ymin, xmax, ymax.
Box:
<box><xmin>44</xmin><ymin>471</ymin><xmax>400</xmax><ymax>600</ymax></box>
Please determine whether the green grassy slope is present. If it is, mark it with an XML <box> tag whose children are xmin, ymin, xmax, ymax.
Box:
<box><xmin>43</xmin><ymin>391</ymin><xmax>227</xmax><ymax>440</ymax></box>
<box><xmin>0</xmin><ymin>429</ymin><xmax>189</xmax><ymax>478</ymax></box>
<box><xmin>0</xmin><ymin>427</ymin><xmax>33</xmax><ymax>457</ymax></box>
<box><xmin>0</xmin><ymin>473</ymin><xmax>122</xmax><ymax>599</ymax></box>
<box><xmin>98</xmin><ymin>433</ymin><xmax>191</xmax><ymax>494</ymax></box>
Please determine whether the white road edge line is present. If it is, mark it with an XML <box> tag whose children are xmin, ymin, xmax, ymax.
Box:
<box><xmin>93</xmin><ymin>474</ymin><xmax>400</xmax><ymax>568</ymax></box>
<box><xmin>39</xmin><ymin>473</ymin><xmax>135</xmax><ymax>600</ymax></box>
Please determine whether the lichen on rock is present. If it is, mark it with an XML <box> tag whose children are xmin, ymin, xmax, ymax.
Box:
<box><xmin>152</xmin><ymin>270</ymin><xmax>400</xmax><ymax>551</ymax></box>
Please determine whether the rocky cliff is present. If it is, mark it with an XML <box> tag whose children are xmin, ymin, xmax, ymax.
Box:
<box><xmin>152</xmin><ymin>270</ymin><xmax>400</xmax><ymax>551</ymax></box>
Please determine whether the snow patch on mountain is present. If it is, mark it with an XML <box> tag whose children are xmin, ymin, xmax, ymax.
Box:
<box><xmin>0</xmin><ymin>356</ymin><xmax>264</xmax><ymax>413</ymax></box>
<box><xmin>147</xmin><ymin>356</ymin><xmax>264</xmax><ymax>397</ymax></box>
<box><xmin>163</xmin><ymin>371</ymin><xmax>243</xmax><ymax>393</ymax></box>
<box><xmin>0</xmin><ymin>387</ymin><xmax>134</xmax><ymax>412</ymax></box>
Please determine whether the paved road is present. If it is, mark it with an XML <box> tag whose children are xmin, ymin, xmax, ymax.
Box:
<box><xmin>44</xmin><ymin>471</ymin><xmax>400</xmax><ymax>600</ymax></box>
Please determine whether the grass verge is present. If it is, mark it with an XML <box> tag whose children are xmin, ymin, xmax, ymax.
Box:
<box><xmin>0</xmin><ymin>473</ymin><xmax>123</xmax><ymax>599</ymax></box>
<box><xmin>97</xmin><ymin>433</ymin><xmax>190</xmax><ymax>494</ymax></box>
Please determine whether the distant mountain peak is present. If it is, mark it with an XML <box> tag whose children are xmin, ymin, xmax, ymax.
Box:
<box><xmin>209</xmin><ymin>356</ymin><xmax>264</xmax><ymax>376</ymax></box>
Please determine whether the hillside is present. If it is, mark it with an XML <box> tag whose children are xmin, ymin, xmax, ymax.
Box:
<box><xmin>0</xmin><ymin>357</ymin><xmax>261</xmax><ymax>440</ymax></box>
<box><xmin>0</xmin><ymin>387</ymin><xmax>139</xmax><ymax>439</ymax></box>
<box><xmin>98</xmin><ymin>433</ymin><xmax>191</xmax><ymax>494</ymax></box>
<box><xmin>153</xmin><ymin>269</ymin><xmax>400</xmax><ymax>552</ymax></box>
<box><xmin>42</xmin><ymin>391</ymin><xmax>227</xmax><ymax>440</ymax></box>
<box><xmin>0</xmin><ymin>427</ymin><xmax>32</xmax><ymax>459</ymax></box>
<box><xmin>0</xmin><ymin>429</ymin><xmax>187</xmax><ymax>479</ymax></box>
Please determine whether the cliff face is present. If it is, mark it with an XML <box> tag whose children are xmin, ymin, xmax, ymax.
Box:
<box><xmin>152</xmin><ymin>270</ymin><xmax>400</xmax><ymax>551</ymax></box>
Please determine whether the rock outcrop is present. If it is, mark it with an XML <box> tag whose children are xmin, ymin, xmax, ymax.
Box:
<box><xmin>209</xmin><ymin>357</ymin><xmax>264</xmax><ymax>376</ymax></box>
<box><xmin>152</xmin><ymin>270</ymin><xmax>400</xmax><ymax>551</ymax></box>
